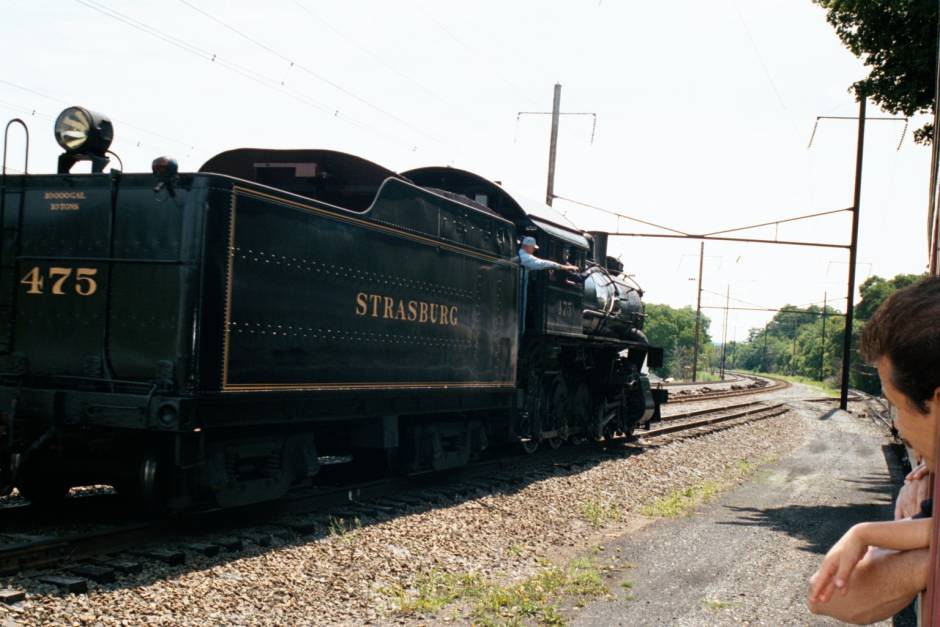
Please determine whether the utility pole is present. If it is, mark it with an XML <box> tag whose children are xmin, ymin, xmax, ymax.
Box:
<box><xmin>762</xmin><ymin>322</ymin><xmax>769</xmax><ymax>371</ymax></box>
<box><xmin>840</xmin><ymin>97</ymin><xmax>866</xmax><ymax>411</ymax></box>
<box><xmin>691</xmin><ymin>241</ymin><xmax>705</xmax><ymax>382</ymax></box>
<box><xmin>792</xmin><ymin>333</ymin><xmax>798</xmax><ymax>375</ymax></box>
<box><xmin>517</xmin><ymin>84</ymin><xmax>596</xmax><ymax>207</ymax></box>
<box><xmin>719</xmin><ymin>285</ymin><xmax>730</xmax><ymax>380</ymax></box>
<box><xmin>819</xmin><ymin>291</ymin><xmax>828</xmax><ymax>381</ymax></box>
<box><xmin>729</xmin><ymin>326</ymin><xmax>737</xmax><ymax>370</ymax></box>
<box><xmin>546</xmin><ymin>83</ymin><xmax>561</xmax><ymax>206</ymax></box>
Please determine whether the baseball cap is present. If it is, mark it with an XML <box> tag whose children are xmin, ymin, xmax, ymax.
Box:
<box><xmin>522</xmin><ymin>236</ymin><xmax>539</xmax><ymax>249</ymax></box>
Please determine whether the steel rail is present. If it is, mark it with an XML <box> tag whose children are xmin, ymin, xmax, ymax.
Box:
<box><xmin>643</xmin><ymin>404</ymin><xmax>788</xmax><ymax>438</ymax></box>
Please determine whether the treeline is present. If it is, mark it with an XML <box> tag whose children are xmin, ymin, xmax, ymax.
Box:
<box><xmin>643</xmin><ymin>273</ymin><xmax>923</xmax><ymax>393</ymax></box>
<box><xmin>725</xmin><ymin>273</ymin><xmax>923</xmax><ymax>394</ymax></box>
<box><xmin>643</xmin><ymin>304</ymin><xmax>714</xmax><ymax>380</ymax></box>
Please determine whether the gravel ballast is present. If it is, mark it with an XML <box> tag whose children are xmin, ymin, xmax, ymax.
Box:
<box><xmin>6</xmin><ymin>400</ymin><xmax>810</xmax><ymax>625</ymax></box>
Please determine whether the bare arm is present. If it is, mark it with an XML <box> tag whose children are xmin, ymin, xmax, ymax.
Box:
<box><xmin>809</xmin><ymin>547</ymin><xmax>928</xmax><ymax>625</ymax></box>
<box><xmin>809</xmin><ymin>518</ymin><xmax>931</xmax><ymax>602</ymax></box>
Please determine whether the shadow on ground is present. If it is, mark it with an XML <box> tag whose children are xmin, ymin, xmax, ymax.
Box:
<box><xmin>718</xmin><ymin>445</ymin><xmax>904</xmax><ymax>555</ymax></box>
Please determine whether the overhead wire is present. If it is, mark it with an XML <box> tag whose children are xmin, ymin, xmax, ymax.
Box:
<box><xmin>412</xmin><ymin>3</ymin><xmax>545</xmax><ymax>111</ymax></box>
<box><xmin>729</xmin><ymin>0</ymin><xmax>799</xmax><ymax>138</ymax></box>
<box><xmin>290</xmin><ymin>1</ymin><xmax>468</xmax><ymax>119</ymax></box>
<box><xmin>74</xmin><ymin>0</ymin><xmax>419</xmax><ymax>154</ymax></box>
<box><xmin>176</xmin><ymin>0</ymin><xmax>442</xmax><ymax>147</ymax></box>
<box><xmin>0</xmin><ymin>78</ymin><xmax>197</xmax><ymax>156</ymax></box>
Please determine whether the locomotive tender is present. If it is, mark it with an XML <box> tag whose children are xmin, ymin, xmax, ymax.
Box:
<box><xmin>0</xmin><ymin>107</ymin><xmax>665</xmax><ymax>509</ymax></box>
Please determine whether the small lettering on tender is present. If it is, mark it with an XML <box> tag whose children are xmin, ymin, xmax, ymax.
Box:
<box><xmin>44</xmin><ymin>191</ymin><xmax>84</xmax><ymax>211</ymax></box>
<box><xmin>44</xmin><ymin>191</ymin><xmax>86</xmax><ymax>200</ymax></box>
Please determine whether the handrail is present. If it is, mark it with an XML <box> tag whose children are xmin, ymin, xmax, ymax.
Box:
<box><xmin>1</xmin><ymin>118</ymin><xmax>29</xmax><ymax>177</ymax></box>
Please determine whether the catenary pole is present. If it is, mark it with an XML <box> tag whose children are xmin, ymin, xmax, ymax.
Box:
<box><xmin>720</xmin><ymin>285</ymin><xmax>730</xmax><ymax>380</ymax></box>
<box><xmin>819</xmin><ymin>291</ymin><xmax>827</xmax><ymax>381</ymax></box>
<box><xmin>691</xmin><ymin>241</ymin><xmax>704</xmax><ymax>382</ymax></box>
<box><xmin>840</xmin><ymin>97</ymin><xmax>866</xmax><ymax>411</ymax></box>
<box><xmin>545</xmin><ymin>83</ymin><xmax>561</xmax><ymax>206</ymax></box>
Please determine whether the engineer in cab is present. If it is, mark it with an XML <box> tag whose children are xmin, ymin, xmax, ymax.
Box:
<box><xmin>517</xmin><ymin>236</ymin><xmax>579</xmax><ymax>273</ymax></box>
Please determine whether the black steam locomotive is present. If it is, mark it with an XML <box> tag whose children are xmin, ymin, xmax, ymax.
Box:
<box><xmin>0</xmin><ymin>107</ymin><xmax>665</xmax><ymax>510</ymax></box>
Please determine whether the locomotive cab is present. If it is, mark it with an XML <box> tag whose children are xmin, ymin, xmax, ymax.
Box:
<box><xmin>518</xmin><ymin>219</ymin><xmax>588</xmax><ymax>337</ymax></box>
<box><xmin>403</xmin><ymin>166</ymin><xmax>666</xmax><ymax>449</ymax></box>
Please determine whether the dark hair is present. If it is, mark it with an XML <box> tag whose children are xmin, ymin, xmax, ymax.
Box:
<box><xmin>860</xmin><ymin>277</ymin><xmax>940</xmax><ymax>413</ymax></box>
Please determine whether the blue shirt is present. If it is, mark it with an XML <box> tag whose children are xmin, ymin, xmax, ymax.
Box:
<box><xmin>518</xmin><ymin>248</ymin><xmax>562</xmax><ymax>271</ymax></box>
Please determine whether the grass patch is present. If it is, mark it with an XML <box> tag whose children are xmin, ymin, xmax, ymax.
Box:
<box><xmin>702</xmin><ymin>597</ymin><xmax>738</xmax><ymax>611</ymax></box>
<box><xmin>580</xmin><ymin>499</ymin><xmax>621</xmax><ymax>528</ymax></box>
<box><xmin>387</xmin><ymin>570</ymin><xmax>487</xmax><ymax>614</ymax></box>
<box><xmin>642</xmin><ymin>455</ymin><xmax>772</xmax><ymax>518</ymax></box>
<box><xmin>673</xmin><ymin>371</ymin><xmax>721</xmax><ymax>383</ymax></box>
<box><xmin>508</xmin><ymin>543</ymin><xmax>526</xmax><ymax>558</ymax></box>
<box><xmin>641</xmin><ymin>480</ymin><xmax>722</xmax><ymax>518</ymax></box>
<box><xmin>386</xmin><ymin>556</ymin><xmax>608</xmax><ymax>624</ymax></box>
<box><xmin>328</xmin><ymin>515</ymin><xmax>361</xmax><ymax>537</ymax></box>
<box><xmin>735</xmin><ymin>369</ymin><xmax>839</xmax><ymax>397</ymax></box>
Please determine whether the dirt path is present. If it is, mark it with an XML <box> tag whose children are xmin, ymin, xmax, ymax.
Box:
<box><xmin>570</xmin><ymin>399</ymin><xmax>911</xmax><ymax>626</ymax></box>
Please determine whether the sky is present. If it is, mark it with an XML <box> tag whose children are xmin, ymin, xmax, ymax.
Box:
<box><xmin>0</xmin><ymin>0</ymin><xmax>932</xmax><ymax>341</ymax></box>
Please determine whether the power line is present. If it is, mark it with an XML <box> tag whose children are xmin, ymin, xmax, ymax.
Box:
<box><xmin>74</xmin><ymin>0</ymin><xmax>417</xmax><ymax>153</ymax></box>
<box><xmin>413</xmin><ymin>3</ymin><xmax>543</xmax><ymax>110</ymax></box>
<box><xmin>0</xmin><ymin>79</ymin><xmax>197</xmax><ymax>155</ymax></box>
<box><xmin>177</xmin><ymin>0</ymin><xmax>441</xmax><ymax>146</ymax></box>
<box><xmin>729</xmin><ymin>0</ymin><xmax>799</xmax><ymax>138</ymax></box>
<box><xmin>291</xmin><ymin>1</ymin><xmax>464</xmax><ymax>117</ymax></box>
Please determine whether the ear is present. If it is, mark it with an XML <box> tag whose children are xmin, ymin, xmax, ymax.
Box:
<box><xmin>929</xmin><ymin>387</ymin><xmax>940</xmax><ymax>419</ymax></box>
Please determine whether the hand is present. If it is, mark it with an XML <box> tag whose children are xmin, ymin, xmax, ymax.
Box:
<box><xmin>907</xmin><ymin>463</ymin><xmax>929</xmax><ymax>482</ymax></box>
<box><xmin>809</xmin><ymin>525</ymin><xmax>870</xmax><ymax>604</ymax></box>
<box><xmin>563</xmin><ymin>264</ymin><xmax>579</xmax><ymax>272</ymax></box>
<box><xmin>896</xmin><ymin>466</ymin><xmax>930</xmax><ymax>519</ymax></box>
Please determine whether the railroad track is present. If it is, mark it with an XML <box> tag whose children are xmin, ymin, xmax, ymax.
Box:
<box><xmin>643</xmin><ymin>402</ymin><xmax>788</xmax><ymax>438</ymax></box>
<box><xmin>666</xmin><ymin>375</ymin><xmax>789</xmax><ymax>404</ymax></box>
<box><xmin>0</xmin><ymin>398</ymin><xmax>793</xmax><ymax>587</ymax></box>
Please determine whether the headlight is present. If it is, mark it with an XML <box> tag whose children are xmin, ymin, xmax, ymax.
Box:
<box><xmin>54</xmin><ymin>106</ymin><xmax>113</xmax><ymax>155</ymax></box>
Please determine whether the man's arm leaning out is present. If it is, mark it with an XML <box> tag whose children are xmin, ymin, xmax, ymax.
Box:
<box><xmin>808</xmin><ymin>547</ymin><xmax>928</xmax><ymax>625</ymax></box>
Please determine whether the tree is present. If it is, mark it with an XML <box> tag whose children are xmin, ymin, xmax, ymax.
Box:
<box><xmin>643</xmin><ymin>304</ymin><xmax>712</xmax><ymax>379</ymax></box>
<box><xmin>728</xmin><ymin>273</ymin><xmax>924</xmax><ymax>394</ymax></box>
<box><xmin>813</xmin><ymin>0</ymin><xmax>937</xmax><ymax>142</ymax></box>
<box><xmin>856</xmin><ymin>273</ymin><xmax>925</xmax><ymax>320</ymax></box>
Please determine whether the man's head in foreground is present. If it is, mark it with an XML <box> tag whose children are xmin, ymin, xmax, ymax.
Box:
<box><xmin>861</xmin><ymin>277</ymin><xmax>940</xmax><ymax>468</ymax></box>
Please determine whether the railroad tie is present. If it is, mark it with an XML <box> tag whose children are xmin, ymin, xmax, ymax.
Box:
<box><xmin>0</xmin><ymin>589</ymin><xmax>25</xmax><ymax>605</ymax></box>
<box><xmin>285</xmin><ymin>521</ymin><xmax>319</xmax><ymax>536</ymax></box>
<box><xmin>68</xmin><ymin>564</ymin><xmax>116</xmax><ymax>584</ymax></box>
<box><xmin>92</xmin><ymin>559</ymin><xmax>143</xmax><ymax>575</ymax></box>
<box><xmin>186</xmin><ymin>543</ymin><xmax>221</xmax><ymax>557</ymax></box>
<box><xmin>131</xmin><ymin>549</ymin><xmax>186</xmax><ymax>566</ymax></box>
<box><xmin>36</xmin><ymin>576</ymin><xmax>87</xmax><ymax>594</ymax></box>
<box><xmin>241</xmin><ymin>532</ymin><xmax>273</xmax><ymax>547</ymax></box>
<box><xmin>215</xmin><ymin>537</ymin><xmax>244</xmax><ymax>552</ymax></box>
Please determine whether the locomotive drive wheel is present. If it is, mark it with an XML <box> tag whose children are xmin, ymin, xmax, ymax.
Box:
<box><xmin>569</xmin><ymin>383</ymin><xmax>594</xmax><ymax>444</ymax></box>
<box><xmin>517</xmin><ymin>412</ymin><xmax>540</xmax><ymax>454</ymax></box>
<box><xmin>543</xmin><ymin>376</ymin><xmax>569</xmax><ymax>450</ymax></box>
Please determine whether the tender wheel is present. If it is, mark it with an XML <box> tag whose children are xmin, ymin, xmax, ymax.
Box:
<box><xmin>118</xmin><ymin>457</ymin><xmax>168</xmax><ymax>515</ymax></box>
<box><xmin>16</xmin><ymin>470</ymin><xmax>68</xmax><ymax>508</ymax></box>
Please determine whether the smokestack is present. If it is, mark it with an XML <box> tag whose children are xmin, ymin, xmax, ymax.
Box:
<box><xmin>589</xmin><ymin>231</ymin><xmax>608</xmax><ymax>267</ymax></box>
